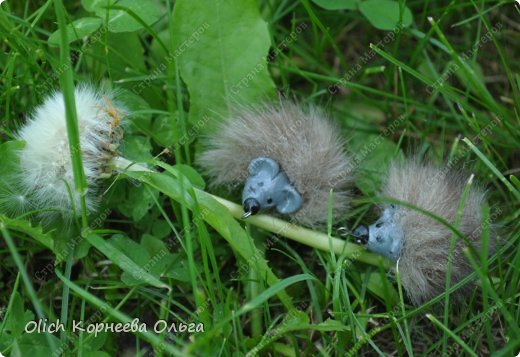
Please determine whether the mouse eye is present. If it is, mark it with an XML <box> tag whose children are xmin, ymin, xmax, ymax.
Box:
<box><xmin>376</xmin><ymin>222</ymin><xmax>383</xmax><ymax>228</ymax></box>
<box><xmin>267</xmin><ymin>198</ymin><xmax>273</xmax><ymax>204</ymax></box>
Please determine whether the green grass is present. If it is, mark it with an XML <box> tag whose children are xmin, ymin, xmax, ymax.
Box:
<box><xmin>1</xmin><ymin>0</ymin><xmax>519</xmax><ymax>356</ymax></box>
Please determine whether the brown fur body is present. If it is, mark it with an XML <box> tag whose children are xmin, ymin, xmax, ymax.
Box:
<box><xmin>198</xmin><ymin>101</ymin><xmax>353</xmax><ymax>226</ymax></box>
<box><xmin>382</xmin><ymin>160</ymin><xmax>493</xmax><ymax>305</ymax></box>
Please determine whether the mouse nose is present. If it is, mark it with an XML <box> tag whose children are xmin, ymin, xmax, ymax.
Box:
<box><xmin>353</xmin><ymin>225</ymin><xmax>369</xmax><ymax>245</ymax></box>
<box><xmin>242</xmin><ymin>198</ymin><xmax>261</xmax><ymax>218</ymax></box>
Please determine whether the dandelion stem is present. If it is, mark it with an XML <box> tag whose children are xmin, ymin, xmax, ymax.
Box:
<box><xmin>2</xmin><ymin>226</ymin><xmax>58</xmax><ymax>353</ymax></box>
<box><xmin>53</xmin><ymin>0</ymin><xmax>89</xmax><ymax>229</ymax></box>
<box><xmin>114</xmin><ymin>159</ymin><xmax>388</xmax><ymax>268</ymax></box>
<box><xmin>211</xmin><ymin>195</ymin><xmax>387</xmax><ymax>267</ymax></box>
<box><xmin>53</xmin><ymin>3</ymin><xmax>88</xmax><ymax>349</ymax></box>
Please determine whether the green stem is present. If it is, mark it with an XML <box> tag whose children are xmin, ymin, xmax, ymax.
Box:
<box><xmin>53</xmin><ymin>0</ymin><xmax>89</xmax><ymax>229</ymax></box>
<box><xmin>60</xmin><ymin>248</ymin><xmax>74</xmax><ymax>341</ymax></box>
<box><xmin>53</xmin><ymin>2</ymin><xmax>89</xmax><ymax>351</ymax></box>
<box><xmin>112</xmin><ymin>158</ymin><xmax>388</xmax><ymax>268</ymax></box>
<box><xmin>426</xmin><ymin>314</ymin><xmax>477</xmax><ymax>357</ymax></box>
<box><xmin>212</xmin><ymin>195</ymin><xmax>388</xmax><ymax>267</ymax></box>
<box><xmin>1</xmin><ymin>226</ymin><xmax>58</xmax><ymax>352</ymax></box>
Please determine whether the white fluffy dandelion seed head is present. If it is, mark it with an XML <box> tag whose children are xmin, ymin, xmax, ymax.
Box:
<box><xmin>16</xmin><ymin>85</ymin><xmax>126</xmax><ymax>218</ymax></box>
<box><xmin>0</xmin><ymin>178</ymin><xmax>34</xmax><ymax>217</ymax></box>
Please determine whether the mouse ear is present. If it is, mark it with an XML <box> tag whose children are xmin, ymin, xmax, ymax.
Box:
<box><xmin>248</xmin><ymin>157</ymin><xmax>280</xmax><ymax>178</ymax></box>
<box><xmin>276</xmin><ymin>184</ymin><xmax>303</xmax><ymax>214</ymax></box>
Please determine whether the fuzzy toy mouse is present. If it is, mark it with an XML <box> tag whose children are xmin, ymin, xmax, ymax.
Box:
<box><xmin>353</xmin><ymin>159</ymin><xmax>494</xmax><ymax>305</ymax></box>
<box><xmin>198</xmin><ymin>101</ymin><xmax>353</xmax><ymax>227</ymax></box>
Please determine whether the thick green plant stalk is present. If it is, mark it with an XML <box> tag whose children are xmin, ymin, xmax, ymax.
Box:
<box><xmin>53</xmin><ymin>0</ymin><xmax>90</xmax><ymax>347</ymax></box>
<box><xmin>212</xmin><ymin>195</ymin><xmax>388</xmax><ymax>267</ymax></box>
<box><xmin>53</xmin><ymin>0</ymin><xmax>89</xmax><ymax>229</ymax></box>
<box><xmin>121</xmin><ymin>163</ymin><xmax>388</xmax><ymax>268</ymax></box>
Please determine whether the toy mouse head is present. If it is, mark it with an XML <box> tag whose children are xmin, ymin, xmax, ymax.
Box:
<box><xmin>199</xmin><ymin>101</ymin><xmax>353</xmax><ymax>226</ymax></box>
<box><xmin>353</xmin><ymin>203</ymin><xmax>404</xmax><ymax>260</ymax></box>
<box><xmin>241</xmin><ymin>157</ymin><xmax>303</xmax><ymax>218</ymax></box>
<box><xmin>353</xmin><ymin>159</ymin><xmax>495</xmax><ymax>305</ymax></box>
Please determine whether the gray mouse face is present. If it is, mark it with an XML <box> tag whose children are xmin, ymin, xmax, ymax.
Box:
<box><xmin>241</xmin><ymin>157</ymin><xmax>303</xmax><ymax>218</ymax></box>
<box><xmin>353</xmin><ymin>204</ymin><xmax>404</xmax><ymax>260</ymax></box>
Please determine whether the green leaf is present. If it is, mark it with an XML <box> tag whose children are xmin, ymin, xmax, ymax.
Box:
<box><xmin>163</xmin><ymin>255</ymin><xmax>190</xmax><ymax>282</ymax></box>
<box><xmin>166</xmin><ymin>164</ymin><xmax>206</xmax><ymax>189</ymax></box>
<box><xmin>81</xmin><ymin>331</ymin><xmax>108</xmax><ymax>353</ymax></box>
<box><xmin>0</xmin><ymin>141</ymin><xmax>34</xmax><ymax>219</ymax></box>
<box><xmin>103</xmin><ymin>33</ymin><xmax>146</xmax><ymax>79</ymax></box>
<box><xmin>0</xmin><ymin>140</ymin><xmax>24</xmax><ymax>173</ymax></box>
<box><xmin>359</xmin><ymin>0</ymin><xmax>413</xmax><ymax>30</ymax></box>
<box><xmin>247</xmin><ymin>316</ymin><xmax>350</xmax><ymax>354</ymax></box>
<box><xmin>82</xmin><ymin>0</ymin><xmax>110</xmax><ymax>12</ymax></box>
<box><xmin>311</xmin><ymin>0</ymin><xmax>357</xmax><ymax>10</ymax></box>
<box><xmin>74</xmin><ymin>238</ymin><xmax>92</xmax><ymax>260</ymax></box>
<box><xmin>85</xmin><ymin>233</ymin><xmax>170</xmax><ymax>290</ymax></box>
<box><xmin>348</xmin><ymin>131</ymin><xmax>403</xmax><ymax>195</ymax></box>
<box><xmin>238</xmin><ymin>274</ymin><xmax>315</xmax><ymax>315</ymax></box>
<box><xmin>115</xmin><ymin>90</ymin><xmax>151</xmax><ymax>131</ymax></box>
<box><xmin>48</xmin><ymin>17</ymin><xmax>102</xmax><ymax>46</ymax></box>
<box><xmin>82</xmin><ymin>352</ymin><xmax>112</xmax><ymax>357</ymax></box>
<box><xmin>511</xmin><ymin>175</ymin><xmax>520</xmax><ymax>190</ymax></box>
<box><xmin>365</xmin><ymin>272</ymin><xmax>399</xmax><ymax>304</ymax></box>
<box><xmin>121</xmin><ymin>135</ymin><xmax>152</xmax><ymax>163</ymax></box>
<box><xmin>108</xmin><ymin>234</ymin><xmax>151</xmax><ymax>285</ymax></box>
<box><xmin>131</xmin><ymin>186</ymin><xmax>157</xmax><ymax>222</ymax></box>
<box><xmin>452</xmin><ymin>60</ymin><xmax>485</xmax><ymax>95</ymax></box>
<box><xmin>0</xmin><ymin>215</ymin><xmax>54</xmax><ymax>251</ymax></box>
<box><xmin>83</xmin><ymin>0</ymin><xmax>161</xmax><ymax>33</ymax></box>
<box><xmin>5</xmin><ymin>293</ymin><xmax>24</xmax><ymax>338</ymax></box>
<box><xmin>11</xmin><ymin>333</ymin><xmax>61</xmax><ymax>356</ymax></box>
<box><xmin>117</xmin><ymin>184</ymin><xmax>158</xmax><ymax>221</ymax></box>
<box><xmin>109</xmin><ymin>234</ymin><xmax>189</xmax><ymax>285</ymax></box>
<box><xmin>151</xmin><ymin>219</ymin><xmax>171</xmax><ymax>239</ymax></box>
<box><xmin>312</xmin><ymin>319</ymin><xmax>352</xmax><ymax>331</ymax></box>
<box><xmin>171</xmin><ymin>0</ymin><xmax>276</xmax><ymax>126</ymax></box>
<box><xmin>151</xmin><ymin>116</ymin><xmax>175</xmax><ymax>147</ymax></box>
<box><xmin>141</xmin><ymin>234</ymin><xmax>190</xmax><ymax>282</ymax></box>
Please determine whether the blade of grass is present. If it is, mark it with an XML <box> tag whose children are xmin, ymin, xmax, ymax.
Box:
<box><xmin>427</xmin><ymin>16</ymin><xmax>507</xmax><ymax>120</ymax></box>
<box><xmin>395</xmin><ymin>263</ymin><xmax>414</xmax><ymax>356</ymax></box>
<box><xmin>462</xmin><ymin>137</ymin><xmax>520</xmax><ymax>200</ymax></box>
<box><xmin>55</xmin><ymin>270</ymin><xmax>185</xmax><ymax>356</ymax></box>
<box><xmin>368</xmin><ymin>43</ymin><xmax>487</xmax><ymax>119</ymax></box>
<box><xmin>59</xmin><ymin>248</ymin><xmax>74</xmax><ymax>341</ymax></box>
<box><xmin>426</xmin><ymin>314</ymin><xmax>477</xmax><ymax>357</ymax></box>
<box><xmin>0</xmin><ymin>272</ymin><xmax>21</xmax><ymax>336</ymax></box>
<box><xmin>1</xmin><ymin>226</ymin><xmax>57</xmax><ymax>352</ymax></box>
<box><xmin>442</xmin><ymin>173</ymin><xmax>474</xmax><ymax>355</ymax></box>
